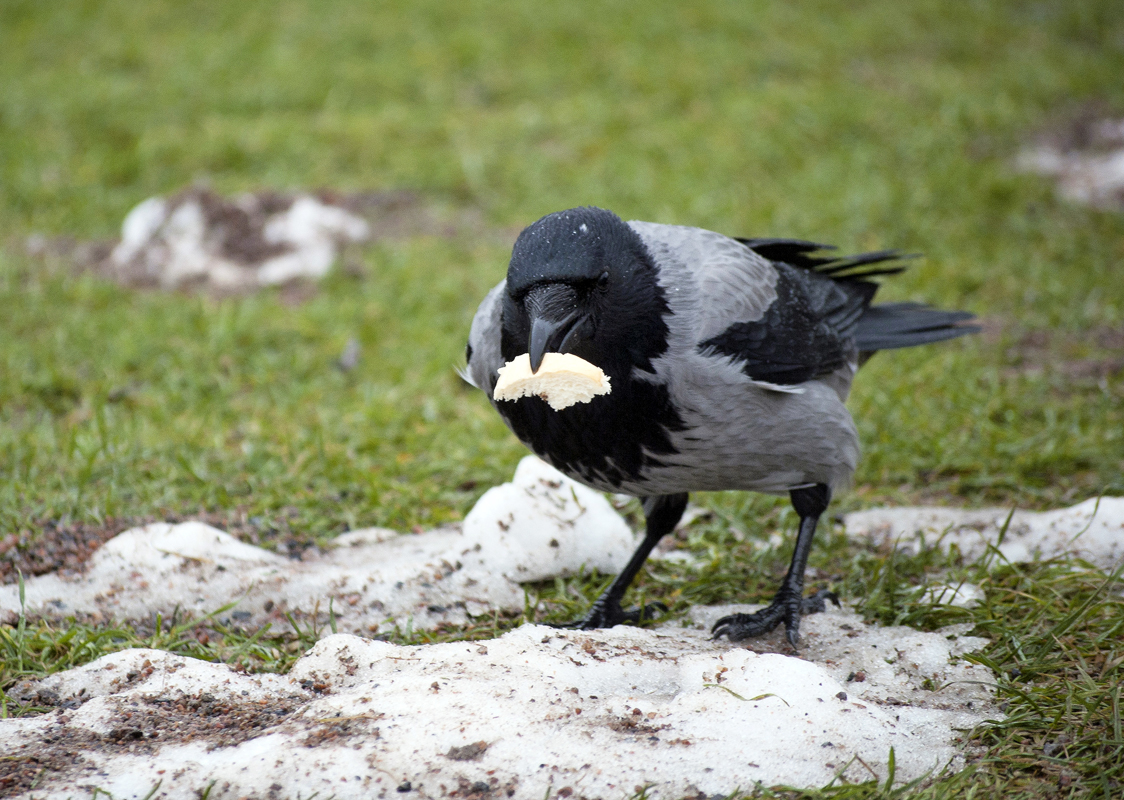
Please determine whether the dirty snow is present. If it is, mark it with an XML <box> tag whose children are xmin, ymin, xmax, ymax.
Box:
<box><xmin>1017</xmin><ymin>115</ymin><xmax>1124</xmax><ymax>210</ymax></box>
<box><xmin>13</xmin><ymin>462</ymin><xmax>1124</xmax><ymax>797</ymax></box>
<box><xmin>0</xmin><ymin>609</ymin><xmax>995</xmax><ymax>800</ymax></box>
<box><xmin>845</xmin><ymin>497</ymin><xmax>1124</xmax><ymax>570</ymax></box>
<box><xmin>0</xmin><ymin>457</ymin><xmax>636</xmax><ymax>635</ymax></box>
<box><xmin>109</xmin><ymin>187</ymin><xmax>370</xmax><ymax>288</ymax></box>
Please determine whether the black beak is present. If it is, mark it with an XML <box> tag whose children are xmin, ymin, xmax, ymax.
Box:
<box><xmin>525</xmin><ymin>283</ymin><xmax>582</xmax><ymax>373</ymax></box>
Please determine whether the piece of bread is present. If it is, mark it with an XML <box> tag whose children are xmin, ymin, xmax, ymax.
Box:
<box><xmin>493</xmin><ymin>352</ymin><xmax>611</xmax><ymax>411</ymax></box>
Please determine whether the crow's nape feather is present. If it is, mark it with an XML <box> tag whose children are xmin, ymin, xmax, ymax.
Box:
<box><xmin>855</xmin><ymin>302</ymin><xmax>980</xmax><ymax>353</ymax></box>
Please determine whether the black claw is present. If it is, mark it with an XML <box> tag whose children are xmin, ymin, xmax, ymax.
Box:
<box><xmin>712</xmin><ymin>588</ymin><xmax>837</xmax><ymax>646</ymax></box>
<box><xmin>553</xmin><ymin>600</ymin><xmax>667</xmax><ymax>630</ymax></box>
<box><xmin>711</xmin><ymin>604</ymin><xmax>786</xmax><ymax>642</ymax></box>
<box><xmin>621</xmin><ymin>600</ymin><xmax>668</xmax><ymax>625</ymax></box>
<box><xmin>784</xmin><ymin>618</ymin><xmax>802</xmax><ymax>648</ymax></box>
<box><xmin>801</xmin><ymin>588</ymin><xmax>840</xmax><ymax>614</ymax></box>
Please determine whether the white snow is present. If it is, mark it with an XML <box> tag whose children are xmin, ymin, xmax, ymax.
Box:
<box><xmin>16</xmin><ymin>464</ymin><xmax>1123</xmax><ymax>797</ymax></box>
<box><xmin>0</xmin><ymin>610</ymin><xmax>995</xmax><ymax>800</ymax></box>
<box><xmin>922</xmin><ymin>582</ymin><xmax>987</xmax><ymax>608</ymax></box>
<box><xmin>1016</xmin><ymin>116</ymin><xmax>1124</xmax><ymax>210</ymax></box>
<box><xmin>0</xmin><ymin>457</ymin><xmax>637</xmax><ymax>635</ymax></box>
<box><xmin>1017</xmin><ymin>146</ymin><xmax>1124</xmax><ymax>208</ymax></box>
<box><xmin>845</xmin><ymin>497</ymin><xmax>1124</xmax><ymax>570</ymax></box>
<box><xmin>256</xmin><ymin>195</ymin><xmax>371</xmax><ymax>284</ymax></box>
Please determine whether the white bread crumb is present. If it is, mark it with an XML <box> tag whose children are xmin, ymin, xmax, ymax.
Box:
<box><xmin>493</xmin><ymin>353</ymin><xmax>611</xmax><ymax>411</ymax></box>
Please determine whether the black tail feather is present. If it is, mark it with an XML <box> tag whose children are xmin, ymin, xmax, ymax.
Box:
<box><xmin>856</xmin><ymin>302</ymin><xmax>979</xmax><ymax>352</ymax></box>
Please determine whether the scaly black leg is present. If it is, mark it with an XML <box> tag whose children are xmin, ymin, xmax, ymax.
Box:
<box><xmin>712</xmin><ymin>484</ymin><xmax>839</xmax><ymax>647</ymax></box>
<box><xmin>562</xmin><ymin>493</ymin><xmax>688</xmax><ymax>629</ymax></box>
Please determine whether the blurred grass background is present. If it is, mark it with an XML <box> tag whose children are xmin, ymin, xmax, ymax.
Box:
<box><xmin>2</xmin><ymin>0</ymin><xmax>1121</xmax><ymax>538</ymax></box>
<box><xmin>2</xmin><ymin>2</ymin><xmax>1124</xmax><ymax>796</ymax></box>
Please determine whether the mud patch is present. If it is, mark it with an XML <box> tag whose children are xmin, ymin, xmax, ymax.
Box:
<box><xmin>108</xmin><ymin>692</ymin><xmax>302</xmax><ymax>751</ymax></box>
<box><xmin>0</xmin><ymin>692</ymin><xmax>302</xmax><ymax>795</ymax></box>
<box><xmin>0</xmin><ymin>651</ymin><xmax>307</xmax><ymax>797</ymax></box>
<box><xmin>0</xmin><ymin>725</ymin><xmax>97</xmax><ymax>798</ymax></box>
<box><xmin>0</xmin><ymin>508</ymin><xmax>315</xmax><ymax>587</ymax></box>
<box><xmin>995</xmin><ymin>322</ymin><xmax>1124</xmax><ymax>383</ymax></box>
<box><xmin>0</xmin><ymin>518</ymin><xmax>135</xmax><ymax>585</ymax></box>
<box><xmin>972</xmin><ymin>318</ymin><xmax>1124</xmax><ymax>398</ymax></box>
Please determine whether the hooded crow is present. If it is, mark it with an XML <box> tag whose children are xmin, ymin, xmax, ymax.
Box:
<box><xmin>465</xmin><ymin>207</ymin><xmax>978</xmax><ymax>646</ymax></box>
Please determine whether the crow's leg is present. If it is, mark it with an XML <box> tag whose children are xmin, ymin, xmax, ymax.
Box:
<box><xmin>562</xmin><ymin>493</ymin><xmax>688</xmax><ymax>630</ymax></box>
<box><xmin>712</xmin><ymin>484</ymin><xmax>839</xmax><ymax>647</ymax></box>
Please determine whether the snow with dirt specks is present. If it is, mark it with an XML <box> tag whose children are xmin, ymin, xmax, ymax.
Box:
<box><xmin>1</xmin><ymin>611</ymin><xmax>995</xmax><ymax>800</ymax></box>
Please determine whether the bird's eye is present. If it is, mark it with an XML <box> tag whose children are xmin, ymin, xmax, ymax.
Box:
<box><xmin>597</xmin><ymin>271</ymin><xmax>609</xmax><ymax>288</ymax></box>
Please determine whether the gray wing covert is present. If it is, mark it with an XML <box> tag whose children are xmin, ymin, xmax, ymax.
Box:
<box><xmin>465</xmin><ymin>279</ymin><xmax>506</xmax><ymax>396</ymax></box>
<box><xmin>629</xmin><ymin>221</ymin><xmax>873</xmax><ymax>389</ymax></box>
<box><xmin>696</xmin><ymin>262</ymin><xmax>873</xmax><ymax>385</ymax></box>
<box><xmin>627</xmin><ymin>221</ymin><xmax>779</xmax><ymax>344</ymax></box>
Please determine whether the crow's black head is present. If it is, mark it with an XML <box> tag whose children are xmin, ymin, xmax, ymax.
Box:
<box><xmin>500</xmin><ymin>207</ymin><xmax>670</xmax><ymax>379</ymax></box>
<box><xmin>496</xmin><ymin>207</ymin><xmax>685</xmax><ymax>487</ymax></box>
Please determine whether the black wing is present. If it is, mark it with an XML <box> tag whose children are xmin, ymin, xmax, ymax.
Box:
<box><xmin>702</xmin><ymin>240</ymin><xmax>975</xmax><ymax>384</ymax></box>
<box><xmin>698</xmin><ymin>259</ymin><xmax>879</xmax><ymax>385</ymax></box>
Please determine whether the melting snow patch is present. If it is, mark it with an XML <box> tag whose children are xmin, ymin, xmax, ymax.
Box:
<box><xmin>1016</xmin><ymin>114</ymin><xmax>1124</xmax><ymax>210</ymax></box>
<box><xmin>845</xmin><ymin>497</ymin><xmax>1124</xmax><ymax>570</ymax></box>
<box><xmin>0</xmin><ymin>457</ymin><xmax>1036</xmax><ymax>797</ymax></box>
<box><xmin>109</xmin><ymin>187</ymin><xmax>371</xmax><ymax>288</ymax></box>
<box><xmin>0</xmin><ymin>457</ymin><xmax>636</xmax><ymax>634</ymax></box>
<box><xmin>922</xmin><ymin>582</ymin><xmax>987</xmax><ymax>608</ymax></box>
<box><xmin>0</xmin><ymin>610</ymin><xmax>995</xmax><ymax>800</ymax></box>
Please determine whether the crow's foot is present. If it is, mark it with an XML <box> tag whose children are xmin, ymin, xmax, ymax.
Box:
<box><xmin>711</xmin><ymin>588</ymin><xmax>839</xmax><ymax>647</ymax></box>
<box><xmin>554</xmin><ymin>598</ymin><xmax>667</xmax><ymax>630</ymax></box>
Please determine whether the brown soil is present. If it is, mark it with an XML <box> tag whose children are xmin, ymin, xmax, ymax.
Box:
<box><xmin>0</xmin><ymin>517</ymin><xmax>135</xmax><ymax>585</ymax></box>
<box><xmin>1032</xmin><ymin>100</ymin><xmax>1124</xmax><ymax>155</ymax></box>
<box><xmin>990</xmin><ymin>320</ymin><xmax>1124</xmax><ymax>384</ymax></box>
<box><xmin>445</xmin><ymin>741</ymin><xmax>489</xmax><ymax>761</ymax></box>
<box><xmin>0</xmin><ymin>508</ymin><xmax>319</xmax><ymax>586</ymax></box>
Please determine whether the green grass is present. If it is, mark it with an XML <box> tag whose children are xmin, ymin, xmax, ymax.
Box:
<box><xmin>2</xmin><ymin>0</ymin><xmax>1124</xmax><ymax>797</ymax></box>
